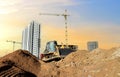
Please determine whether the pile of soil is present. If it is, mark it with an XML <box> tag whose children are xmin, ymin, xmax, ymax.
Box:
<box><xmin>0</xmin><ymin>48</ymin><xmax>120</xmax><ymax>77</ymax></box>
<box><xmin>0</xmin><ymin>49</ymin><xmax>40</xmax><ymax>77</ymax></box>
<box><xmin>39</xmin><ymin>48</ymin><xmax>120</xmax><ymax>77</ymax></box>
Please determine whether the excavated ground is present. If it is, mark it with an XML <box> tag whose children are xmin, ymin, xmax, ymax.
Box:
<box><xmin>0</xmin><ymin>49</ymin><xmax>40</xmax><ymax>77</ymax></box>
<box><xmin>0</xmin><ymin>48</ymin><xmax>120</xmax><ymax>77</ymax></box>
<box><xmin>39</xmin><ymin>48</ymin><xmax>120</xmax><ymax>77</ymax></box>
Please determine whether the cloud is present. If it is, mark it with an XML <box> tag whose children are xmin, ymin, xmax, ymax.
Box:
<box><xmin>0</xmin><ymin>0</ymin><xmax>88</xmax><ymax>15</ymax></box>
<box><xmin>0</xmin><ymin>0</ymin><xmax>23</xmax><ymax>14</ymax></box>
<box><xmin>18</xmin><ymin>0</ymin><xmax>78</xmax><ymax>12</ymax></box>
<box><xmin>26</xmin><ymin>0</ymin><xmax>77</xmax><ymax>6</ymax></box>
<box><xmin>0</xmin><ymin>8</ymin><xmax>18</xmax><ymax>14</ymax></box>
<box><xmin>1</xmin><ymin>0</ymin><xmax>119</xmax><ymax>51</ymax></box>
<box><xmin>38</xmin><ymin>0</ymin><xmax>78</xmax><ymax>6</ymax></box>
<box><xmin>0</xmin><ymin>0</ymin><xmax>22</xmax><ymax>6</ymax></box>
<box><xmin>0</xmin><ymin>0</ymin><xmax>78</xmax><ymax>14</ymax></box>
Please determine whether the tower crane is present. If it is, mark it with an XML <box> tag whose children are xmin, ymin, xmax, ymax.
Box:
<box><xmin>39</xmin><ymin>9</ymin><xmax>70</xmax><ymax>48</ymax></box>
<box><xmin>6</xmin><ymin>40</ymin><xmax>22</xmax><ymax>51</ymax></box>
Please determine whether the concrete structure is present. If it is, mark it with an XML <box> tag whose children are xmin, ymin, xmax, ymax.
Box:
<box><xmin>87</xmin><ymin>41</ymin><xmax>98</xmax><ymax>51</ymax></box>
<box><xmin>22</xmin><ymin>21</ymin><xmax>40</xmax><ymax>59</ymax></box>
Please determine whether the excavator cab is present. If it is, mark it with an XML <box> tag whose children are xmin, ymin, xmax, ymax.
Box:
<box><xmin>40</xmin><ymin>40</ymin><xmax>78</xmax><ymax>62</ymax></box>
<box><xmin>44</xmin><ymin>41</ymin><xmax>57</xmax><ymax>53</ymax></box>
<box><xmin>40</xmin><ymin>41</ymin><xmax>60</xmax><ymax>62</ymax></box>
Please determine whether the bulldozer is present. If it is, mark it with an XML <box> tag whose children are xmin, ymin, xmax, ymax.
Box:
<box><xmin>40</xmin><ymin>41</ymin><xmax>78</xmax><ymax>62</ymax></box>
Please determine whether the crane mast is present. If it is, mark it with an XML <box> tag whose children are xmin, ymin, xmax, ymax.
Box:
<box><xmin>6</xmin><ymin>40</ymin><xmax>21</xmax><ymax>51</ymax></box>
<box><xmin>39</xmin><ymin>10</ymin><xmax>70</xmax><ymax>48</ymax></box>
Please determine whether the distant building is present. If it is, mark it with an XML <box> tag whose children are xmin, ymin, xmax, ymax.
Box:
<box><xmin>22</xmin><ymin>21</ymin><xmax>40</xmax><ymax>59</ymax></box>
<box><xmin>87</xmin><ymin>41</ymin><xmax>98</xmax><ymax>51</ymax></box>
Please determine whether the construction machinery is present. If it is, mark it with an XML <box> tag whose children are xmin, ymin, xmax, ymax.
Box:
<box><xmin>40</xmin><ymin>41</ymin><xmax>78</xmax><ymax>62</ymax></box>
<box><xmin>6</xmin><ymin>40</ymin><xmax>21</xmax><ymax>51</ymax></box>
<box><xmin>39</xmin><ymin>10</ymin><xmax>70</xmax><ymax>48</ymax></box>
<box><xmin>39</xmin><ymin>10</ymin><xmax>78</xmax><ymax>62</ymax></box>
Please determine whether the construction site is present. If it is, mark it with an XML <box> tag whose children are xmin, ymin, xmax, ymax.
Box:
<box><xmin>0</xmin><ymin>9</ymin><xmax>120</xmax><ymax>77</ymax></box>
<box><xmin>0</xmin><ymin>47</ymin><xmax>120</xmax><ymax>77</ymax></box>
<box><xmin>0</xmin><ymin>0</ymin><xmax>120</xmax><ymax>76</ymax></box>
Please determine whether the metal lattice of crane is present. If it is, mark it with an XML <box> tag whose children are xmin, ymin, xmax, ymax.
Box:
<box><xmin>39</xmin><ymin>9</ymin><xmax>70</xmax><ymax>48</ymax></box>
<box><xmin>6</xmin><ymin>40</ymin><xmax>21</xmax><ymax>51</ymax></box>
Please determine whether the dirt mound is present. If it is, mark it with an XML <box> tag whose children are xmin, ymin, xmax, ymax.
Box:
<box><xmin>39</xmin><ymin>48</ymin><xmax>120</xmax><ymax>77</ymax></box>
<box><xmin>0</xmin><ymin>49</ymin><xmax>40</xmax><ymax>77</ymax></box>
<box><xmin>110</xmin><ymin>48</ymin><xmax>120</xmax><ymax>59</ymax></box>
<box><xmin>0</xmin><ymin>65</ymin><xmax>36</xmax><ymax>77</ymax></box>
<box><xmin>39</xmin><ymin>61</ymin><xmax>60</xmax><ymax>77</ymax></box>
<box><xmin>0</xmin><ymin>48</ymin><xmax>120</xmax><ymax>77</ymax></box>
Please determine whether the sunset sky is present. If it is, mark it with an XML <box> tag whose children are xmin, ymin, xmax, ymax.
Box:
<box><xmin>0</xmin><ymin>0</ymin><xmax>120</xmax><ymax>56</ymax></box>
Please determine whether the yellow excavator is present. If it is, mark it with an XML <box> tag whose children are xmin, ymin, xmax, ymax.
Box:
<box><xmin>40</xmin><ymin>41</ymin><xmax>78</xmax><ymax>62</ymax></box>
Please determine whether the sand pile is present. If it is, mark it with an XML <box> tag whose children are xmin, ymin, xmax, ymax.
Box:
<box><xmin>0</xmin><ymin>48</ymin><xmax>120</xmax><ymax>77</ymax></box>
<box><xmin>39</xmin><ymin>61</ymin><xmax>60</xmax><ymax>77</ymax></box>
<box><xmin>0</xmin><ymin>49</ymin><xmax>40</xmax><ymax>77</ymax></box>
<box><xmin>39</xmin><ymin>48</ymin><xmax>120</xmax><ymax>77</ymax></box>
<box><xmin>110</xmin><ymin>48</ymin><xmax>120</xmax><ymax>59</ymax></box>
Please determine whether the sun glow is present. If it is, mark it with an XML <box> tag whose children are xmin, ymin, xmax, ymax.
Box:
<box><xmin>0</xmin><ymin>8</ymin><xmax>18</xmax><ymax>14</ymax></box>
